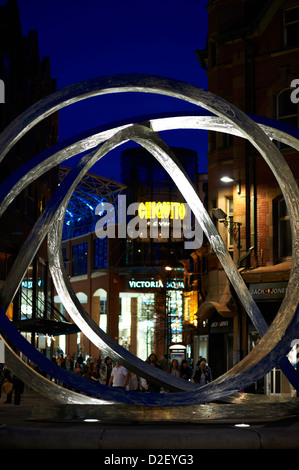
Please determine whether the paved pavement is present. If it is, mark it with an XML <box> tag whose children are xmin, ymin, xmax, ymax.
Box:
<box><xmin>0</xmin><ymin>385</ymin><xmax>299</xmax><ymax>450</ymax></box>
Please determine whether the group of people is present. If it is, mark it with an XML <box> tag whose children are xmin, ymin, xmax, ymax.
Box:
<box><xmin>144</xmin><ymin>353</ymin><xmax>212</xmax><ymax>393</ymax></box>
<box><xmin>53</xmin><ymin>352</ymin><xmax>213</xmax><ymax>392</ymax></box>
<box><xmin>51</xmin><ymin>353</ymin><xmax>141</xmax><ymax>391</ymax></box>
<box><xmin>0</xmin><ymin>354</ymin><xmax>212</xmax><ymax>403</ymax></box>
<box><xmin>9</xmin><ymin>351</ymin><xmax>212</xmax><ymax>395</ymax></box>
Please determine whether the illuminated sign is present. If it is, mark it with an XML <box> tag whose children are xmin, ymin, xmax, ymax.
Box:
<box><xmin>128</xmin><ymin>280</ymin><xmax>184</xmax><ymax>289</ymax></box>
<box><xmin>211</xmin><ymin>320</ymin><xmax>229</xmax><ymax>328</ymax></box>
<box><xmin>248</xmin><ymin>282</ymin><xmax>288</xmax><ymax>301</ymax></box>
<box><xmin>138</xmin><ymin>202</ymin><xmax>186</xmax><ymax>220</ymax></box>
<box><xmin>21</xmin><ymin>280</ymin><xmax>44</xmax><ymax>289</ymax></box>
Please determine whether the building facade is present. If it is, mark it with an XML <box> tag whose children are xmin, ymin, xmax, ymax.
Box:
<box><xmin>59</xmin><ymin>147</ymin><xmax>207</xmax><ymax>366</ymax></box>
<box><xmin>193</xmin><ymin>0</ymin><xmax>299</xmax><ymax>393</ymax></box>
<box><xmin>0</xmin><ymin>0</ymin><xmax>75</xmax><ymax>357</ymax></box>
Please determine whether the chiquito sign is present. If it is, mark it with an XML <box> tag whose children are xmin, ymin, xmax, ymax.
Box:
<box><xmin>95</xmin><ymin>195</ymin><xmax>203</xmax><ymax>249</ymax></box>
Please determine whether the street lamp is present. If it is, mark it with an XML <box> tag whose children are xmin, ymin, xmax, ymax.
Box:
<box><xmin>220</xmin><ymin>176</ymin><xmax>241</xmax><ymax>195</ymax></box>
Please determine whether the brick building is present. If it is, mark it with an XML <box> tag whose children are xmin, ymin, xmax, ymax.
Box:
<box><xmin>0</xmin><ymin>0</ymin><xmax>76</xmax><ymax>354</ymax></box>
<box><xmin>192</xmin><ymin>0</ymin><xmax>299</xmax><ymax>393</ymax></box>
<box><xmin>60</xmin><ymin>147</ymin><xmax>206</xmax><ymax>365</ymax></box>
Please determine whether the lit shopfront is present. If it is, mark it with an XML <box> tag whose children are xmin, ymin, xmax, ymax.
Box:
<box><xmin>118</xmin><ymin>276</ymin><xmax>185</xmax><ymax>361</ymax></box>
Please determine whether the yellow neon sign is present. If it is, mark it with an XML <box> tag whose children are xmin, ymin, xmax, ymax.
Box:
<box><xmin>138</xmin><ymin>202</ymin><xmax>186</xmax><ymax>220</ymax></box>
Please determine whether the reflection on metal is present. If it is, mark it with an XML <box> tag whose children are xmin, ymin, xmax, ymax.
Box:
<box><xmin>30</xmin><ymin>393</ymin><xmax>299</xmax><ymax>424</ymax></box>
<box><xmin>0</xmin><ymin>75</ymin><xmax>298</xmax><ymax>407</ymax></box>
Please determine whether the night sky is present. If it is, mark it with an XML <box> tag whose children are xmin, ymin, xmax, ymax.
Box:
<box><xmin>11</xmin><ymin>0</ymin><xmax>209</xmax><ymax>181</ymax></box>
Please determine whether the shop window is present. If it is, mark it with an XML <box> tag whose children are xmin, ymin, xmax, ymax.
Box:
<box><xmin>284</xmin><ymin>7</ymin><xmax>299</xmax><ymax>48</ymax></box>
<box><xmin>72</xmin><ymin>242</ymin><xmax>88</xmax><ymax>276</ymax></box>
<box><xmin>276</xmin><ymin>89</ymin><xmax>298</xmax><ymax>150</ymax></box>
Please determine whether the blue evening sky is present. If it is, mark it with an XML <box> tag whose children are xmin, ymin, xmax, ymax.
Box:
<box><xmin>12</xmin><ymin>0</ymin><xmax>209</xmax><ymax>181</ymax></box>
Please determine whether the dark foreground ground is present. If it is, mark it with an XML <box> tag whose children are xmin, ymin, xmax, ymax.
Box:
<box><xmin>0</xmin><ymin>385</ymin><xmax>298</xmax><ymax>455</ymax></box>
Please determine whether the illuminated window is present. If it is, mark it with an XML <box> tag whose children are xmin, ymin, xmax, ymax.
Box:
<box><xmin>226</xmin><ymin>197</ymin><xmax>234</xmax><ymax>250</ymax></box>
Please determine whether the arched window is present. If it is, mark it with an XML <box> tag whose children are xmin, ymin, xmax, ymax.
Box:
<box><xmin>93</xmin><ymin>288</ymin><xmax>107</xmax><ymax>332</ymax></box>
<box><xmin>75</xmin><ymin>292</ymin><xmax>88</xmax><ymax>304</ymax></box>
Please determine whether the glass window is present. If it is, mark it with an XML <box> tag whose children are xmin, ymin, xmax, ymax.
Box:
<box><xmin>72</xmin><ymin>243</ymin><xmax>88</xmax><ymax>276</ymax></box>
<box><xmin>167</xmin><ymin>290</ymin><xmax>183</xmax><ymax>344</ymax></box>
<box><xmin>284</xmin><ymin>7</ymin><xmax>299</xmax><ymax>48</ymax></box>
<box><xmin>93</xmin><ymin>237</ymin><xmax>107</xmax><ymax>269</ymax></box>
<box><xmin>227</xmin><ymin>197</ymin><xmax>234</xmax><ymax>250</ymax></box>
<box><xmin>278</xmin><ymin>199</ymin><xmax>292</xmax><ymax>260</ymax></box>
<box><xmin>276</xmin><ymin>89</ymin><xmax>298</xmax><ymax>150</ymax></box>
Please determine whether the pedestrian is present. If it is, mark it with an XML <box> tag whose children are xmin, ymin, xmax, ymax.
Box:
<box><xmin>100</xmin><ymin>356</ymin><xmax>113</xmax><ymax>385</ymax></box>
<box><xmin>74</xmin><ymin>361</ymin><xmax>83</xmax><ymax>376</ymax></box>
<box><xmin>57</xmin><ymin>353</ymin><xmax>64</xmax><ymax>366</ymax></box>
<box><xmin>180</xmin><ymin>359</ymin><xmax>192</xmax><ymax>381</ymax></box>
<box><xmin>12</xmin><ymin>375</ymin><xmax>24</xmax><ymax>405</ymax></box>
<box><xmin>108</xmin><ymin>361</ymin><xmax>128</xmax><ymax>389</ymax></box>
<box><xmin>128</xmin><ymin>371</ymin><xmax>142</xmax><ymax>391</ymax></box>
<box><xmin>168</xmin><ymin>359</ymin><xmax>180</xmax><ymax>377</ymax></box>
<box><xmin>2</xmin><ymin>367</ymin><xmax>12</xmax><ymax>403</ymax></box>
<box><xmin>159</xmin><ymin>354</ymin><xmax>169</xmax><ymax>371</ymax></box>
<box><xmin>85</xmin><ymin>361</ymin><xmax>99</xmax><ymax>382</ymax></box>
<box><xmin>146</xmin><ymin>353</ymin><xmax>163</xmax><ymax>393</ymax></box>
<box><xmin>193</xmin><ymin>358</ymin><xmax>212</xmax><ymax>386</ymax></box>
<box><xmin>61</xmin><ymin>353</ymin><xmax>74</xmax><ymax>389</ymax></box>
<box><xmin>96</xmin><ymin>353</ymin><xmax>102</xmax><ymax>374</ymax></box>
<box><xmin>61</xmin><ymin>353</ymin><xmax>74</xmax><ymax>372</ymax></box>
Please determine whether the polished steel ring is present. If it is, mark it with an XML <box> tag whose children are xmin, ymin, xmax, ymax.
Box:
<box><xmin>0</xmin><ymin>75</ymin><xmax>298</xmax><ymax>406</ymax></box>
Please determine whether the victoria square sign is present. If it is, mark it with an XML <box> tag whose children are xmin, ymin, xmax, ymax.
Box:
<box><xmin>0</xmin><ymin>74</ymin><xmax>298</xmax><ymax>407</ymax></box>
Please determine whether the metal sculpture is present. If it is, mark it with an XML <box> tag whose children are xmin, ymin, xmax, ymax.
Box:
<box><xmin>0</xmin><ymin>75</ymin><xmax>298</xmax><ymax>406</ymax></box>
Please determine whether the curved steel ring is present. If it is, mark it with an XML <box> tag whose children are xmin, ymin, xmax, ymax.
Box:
<box><xmin>0</xmin><ymin>75</ymin><xmax>298</xmax><ymax>406</ymax></box>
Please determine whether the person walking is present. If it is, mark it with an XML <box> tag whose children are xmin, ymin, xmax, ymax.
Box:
<box><xmin>100</xmin><ymin>356</ymin><xmax>113</xmax><ymax>385</ymax></box>
<box><xmin>180</xmin><ymin>359</ymin><xmax>192</xmax><ymax>381</ymax></box>
<box><xmin>193</xmin><ymin>358</ymin><xmax>212</xmax><ymax>386</ymax></box>
<box><xmin>12</xmin><ymin>375</ymin><xmax>24</xmax><ymax>405</ymax></box>
<box><xmin>146</xmin><ymin>353</ymin><xmax>163</xmax><ymax>393</ymax></box>
<box><xmin>128</xmin><ymin>371</ymin><xmax>142</xmax><ymax>391</ymax></box>
<box><xmin>108</xmin><ymin>361</ymin><xmax>128</xmax><ymax>389</ymax></box>
<box><xmin>168</xmin><ymin>359</ymin><xmax>180</xmax><ymax>377</ymax></box>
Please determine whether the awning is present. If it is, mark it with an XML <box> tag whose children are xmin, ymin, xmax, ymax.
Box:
<box><xmin>196</xmin><ymin>300</ymin><xmax>236</xmax><ymax>322</ymax></box>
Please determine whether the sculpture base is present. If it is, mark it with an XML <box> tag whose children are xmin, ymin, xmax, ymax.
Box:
<box><xmin>30</xmin><ymin>393</ymin><xmax>299</xmax><ymax>424</ymax></box>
